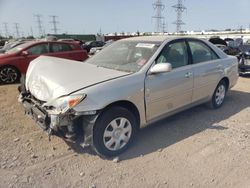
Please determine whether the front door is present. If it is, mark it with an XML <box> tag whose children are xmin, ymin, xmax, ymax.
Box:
<box><xmin>145</xmin><ymin>40</ymin><xmax>194</xmax><ymax>121</ymax></box>
<box><xmin>20</xmin><ymin>43</ymin><xmax>49</xmax><ymax>73</ymax></box>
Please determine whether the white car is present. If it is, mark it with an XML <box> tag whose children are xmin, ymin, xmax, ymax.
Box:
<box><xmin>19</xmin><ymin>36</ymin><xmax>238</xmax><ymax>157</ymax></box>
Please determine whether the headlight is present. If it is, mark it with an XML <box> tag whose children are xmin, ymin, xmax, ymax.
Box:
<box><xmin>43</xmin><ymin>94</ymin><xmax>86</xmax><ymax>114</ymax></box>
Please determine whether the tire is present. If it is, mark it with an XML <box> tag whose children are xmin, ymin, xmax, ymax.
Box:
<box><xmin>209</xmin><ymin>80</ymin><xmax>227</xmax><ymax>109</ymax></box>
<box><xmin>93</xmin><ymin>106</ymin><xmax>137</xmax><ymax>157</ymax></box>
<box><xmin>0</xmin><ymin>66</ymin><xmax>20</xmax><ymax>84</ymax></box>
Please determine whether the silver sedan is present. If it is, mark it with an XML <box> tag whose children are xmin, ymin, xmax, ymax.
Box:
<box><xmin>19</xmin><ymin>36</ymin><xmax>238</xmax><ymax>157</ymax></box>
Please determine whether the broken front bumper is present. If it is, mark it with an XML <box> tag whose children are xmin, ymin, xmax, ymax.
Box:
<box><xmin>18</xmin><ymin>92</ymin><xmax>76</xmax><ymax>135</ymax></box>
<box><xmin>18</xmin><ymin>91</ymin><xmax>98</xmax><ymax>147</ymax></box>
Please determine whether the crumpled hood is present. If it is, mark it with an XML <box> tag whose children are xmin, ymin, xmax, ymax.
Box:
<box><xmin>26</xmin><ymin>56</ymin><xmax>129</xmax><ymax>101</ymax></box>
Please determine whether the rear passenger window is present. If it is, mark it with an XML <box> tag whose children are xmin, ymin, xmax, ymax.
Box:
<box><xmin>188</xmin><ymin>41</ymin><xmax>219</xmax><ymax>64</ymax></box>
<box><xmin>51</xmin><ymin>43</ymin><xmax>72</xmax><ymax>52</ymax></box>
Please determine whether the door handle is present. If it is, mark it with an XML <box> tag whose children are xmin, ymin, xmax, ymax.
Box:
<box><xmin>185</xmin><ymin>72</ymin><xmax>193</xmax><ymax>78</ymax></box>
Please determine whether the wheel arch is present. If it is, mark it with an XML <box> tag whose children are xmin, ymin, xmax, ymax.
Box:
<box><xmin>220</xmin><ymin>77</ymin><xmax>230</xmax><ymax>91</ymax></box>
<box><xmin>99</xmin><ymin>100</ymin><xmax>141</xmax><ymax>130</ymax></box>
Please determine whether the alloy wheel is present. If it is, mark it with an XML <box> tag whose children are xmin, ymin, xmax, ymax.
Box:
<box><xmin>0</xmin><ymin>67</ymin><xmax>18</xmax><ymax>83</ymax></box>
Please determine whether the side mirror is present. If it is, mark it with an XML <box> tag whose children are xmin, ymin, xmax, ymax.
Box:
<box><xmin>149</xmin><ymin>63</ymin><xmax>172</xmax><ymax>74</ymax></box>
<box><xmin>21</xmin><ymin>51</ymin><xmax>29</xmax><ymax>56</ymax></box>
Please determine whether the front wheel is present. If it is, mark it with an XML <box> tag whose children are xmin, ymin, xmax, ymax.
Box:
<box><xmin>93</xmin><ymin>106</ymin><xmax>137</xmax><ymax>157</ymax></box>
<box><xmin>0</xmin><ymin>66</ymin><xmax>20</xmax><ymax>84</ymax></box>
<box><xmin>209</xmin><ymin>80</ymin><xmax>227</xmax><ymax>109</ymax></box>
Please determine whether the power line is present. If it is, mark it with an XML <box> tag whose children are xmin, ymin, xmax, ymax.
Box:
<box><xmin>49</xmin><ymin>15</ymin><xmax>59</xmax><ymax>34</ymax></box>
<box><xmin>13</xmin><ymin>22</ymin><xmax>20</xmax><ymax>38</ymax></box>
<box><xmin>172</xmin><ymin>0</ymin><xmax>186</xmax><ymax>33</ymax></box>
<box><xmin>34</xmin><ymin>14</ymin><xmax>43</xmax><ymax>37</ymax></box>
<box><xmin>152</xmin><ymin>0</ymin><xmax>165</xmax><ymax>33</ymax></box>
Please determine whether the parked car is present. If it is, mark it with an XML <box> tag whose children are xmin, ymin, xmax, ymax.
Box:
<box><xmin>0</xmin><ymin>41</ymin><xmax>88</xmax><ymax>84</ymax></box>
<box><xmin>89</xmin><ymin>40</ymin><xmax>114</xmax><ymax>55</ymax></box>
<box><xmin>224</xmin><ymin>38</ymin><xmax>234</xmax><ymax>44</ymax></box>
<box><xmin>0</xmin><ymin>40</ymin><xmax>28</xmax><ymax>53</ymax></box>
<box><xmin>18</xmin><ymin>36</ymin><xmax>238</xmax><ymax>157</ymax></box>
<box><xmin>238</xmin><ymin>45</ymin><xmax>250</xmax><ymax>75</ymax></box>
<box><xmin>209</xmin><ymin>37</ymin><xmax>227</xmax><ymax>46</ymax></box>
<box><xmin>81</xmin><ymin>41</ymin><xmax>106</xmax><ymax>53</ymax></box>
<box><xmin>0</xmin><ymin>40</ymin><xmax>6</xmax><ymax>49</ymax></box>
<box><xmin>215</xmin><ymin>44</ymin><xmax>241</xmax><ymax>56</ymax></box>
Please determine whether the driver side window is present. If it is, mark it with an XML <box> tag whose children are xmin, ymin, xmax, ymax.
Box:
<box><xmin>27</xmin><ymin>44</ymin><xmax>49</xmax><ymax>55</ymax></box>
<box><xmin>156</xmin><ymin>41</ymin><xmax>188</xmax><ymax>69</ymax></box>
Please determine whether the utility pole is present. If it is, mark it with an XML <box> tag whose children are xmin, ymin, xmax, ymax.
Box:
<box><xmin>3</xmin><ymin>22</ymin><xmax>9</xmax><ymax>38</ymax></box>
<box><xmin>13</xmin><ymin>23</ymin><xmax>20</xmax><ymax>38</ymax></box>
<box><xmin>34</xmin><ymin>14</ymin><xmax>43</xmax><ymax>37</ymax></box>
<box><xmin>49</xmin><ymin>15</ymin><xmax>59</xmax><ymax>34</ymax></box>
<box><xmin>172</xmin><ymin>0</ymin><xmax>186</xmax><ymax>33</ymax></box>
<box><xmin>152</xmin><ymin>0</ymin><xmax>165</xmax><ymax>33</ymax></box>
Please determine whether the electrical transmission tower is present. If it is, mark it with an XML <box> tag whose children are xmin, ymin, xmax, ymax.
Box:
<box><xmin>34</xmin><ymin>14</ymin><xmax>43</xmax><ymax>37</ymax></box>
<box><xmin>162</xmin><ymin>19</ymin><xmax>168</xmax><ymax>33</ymax></box>
<box><xmin>14</xmin><ymin>23</ymin><xmax>20</xmax><ymax>38</ymax></box>
<box><xmin>49</xmin><ymin>15</ymin><xmax>59</xmax><ymax>34</ymax></box>
<box><xmin>152</xmin><ymin>0</ymin><xmax>165</xmax><ymax>33</ymax></box>
<box><xmin>3</xmin><ymin>22</ymin><xmax>9</xmax><ymax>38</ymax></box>
<box><xmin>30</xmin><ymin>27</ymin><xmax>34</xmax><ymax>37</ymax></box>
<box><xmin>172</xmin><ymin>0</ymin><xmax>186</xmax><ymax>33</ymax></box>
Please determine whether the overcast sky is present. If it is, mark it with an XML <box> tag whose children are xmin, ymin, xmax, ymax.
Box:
<box><xmin>0</xmin><ymin>0</ymin><xmax>250</xmax><ymax>37</ymax></box>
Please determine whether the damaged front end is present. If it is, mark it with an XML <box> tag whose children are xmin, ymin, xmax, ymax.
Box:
<box><xmin>18</xmin><ymin>81</ymin><xmax>98</xmax><ymax>147</ymax></box>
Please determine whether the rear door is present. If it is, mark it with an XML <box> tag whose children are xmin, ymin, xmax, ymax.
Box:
<box><xmin>186</xmin><ymin>39</ymin><xmax>222</xmax><ymax>102</ymax></box>
<box><xmin>48</xmin><ymin>42</ymin><xmax>78</xmax><ymax>60</ymax></box>
<box><xmin>145</xmin><ymin>39</ymin><xmax>194</xmax><ymax>121</ymax></box>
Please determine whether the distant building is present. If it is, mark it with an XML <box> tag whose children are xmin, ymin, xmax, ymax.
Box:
<box><xmin>47</xmin><ymin>34</ymin><xmax>96</xmax><ymax>42</ymax></box>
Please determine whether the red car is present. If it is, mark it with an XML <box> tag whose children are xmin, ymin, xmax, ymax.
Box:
<box><xmin>0</xmin><ymin>41</ymin><xmax>88</xmax><ymax>84</ymax></box>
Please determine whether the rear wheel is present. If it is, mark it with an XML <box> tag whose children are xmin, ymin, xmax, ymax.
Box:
<box><xmin>209</xmin><ymin>80</ymin><xmax>227</xmax><ymax>109</ymax></box>
<box><xmin>93</xmin><ymin>106</ymin><xmax>137</xmax><ymax>157</ymax></box>
<box><xmin>0</xmin><ymin>66</ymin><xmax>20</xmax><ymax>84</ymax></box>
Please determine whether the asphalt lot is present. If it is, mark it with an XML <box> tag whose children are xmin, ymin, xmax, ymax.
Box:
<box><xmin>0</xmin><ymin>76</ymin><xmax>250</xmax><ymax>188</ymax></box>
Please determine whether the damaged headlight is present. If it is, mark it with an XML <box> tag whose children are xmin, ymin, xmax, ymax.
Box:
<box><xmin>43</xmin><ymin>94</ymin><xmax>86</xmax><ymax>114</ymax></box>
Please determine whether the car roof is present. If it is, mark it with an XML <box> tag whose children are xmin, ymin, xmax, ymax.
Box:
<box><xmin>121</xmin><ymin>36</ymin><xmax>203</xmax><ymax>43</ymax></box>
<box><xmin>23</xmin><ymin>40</ymin><xmax>78</xmax><ymax>46</ymax></box>
<box><xmin>121</xmin><ymin>36</ymin><xmax>170</xmax><ymax>42</ymax></box>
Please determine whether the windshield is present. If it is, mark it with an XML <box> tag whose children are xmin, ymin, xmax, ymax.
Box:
<box><xmin>85</xmin><ymin>40</ymin><xmax>159</xmax><ymax>72</ymax></box>
<box><xmin>6</xmin><ymin>42</ymin><xmax>32</xmax><ymax>54</ymax></box>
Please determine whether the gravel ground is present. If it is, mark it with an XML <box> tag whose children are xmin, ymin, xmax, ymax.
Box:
<box><xmin>0</xmin><ymin>77</ymin><xmax>250</xmax><ymax>188</ymax></box>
